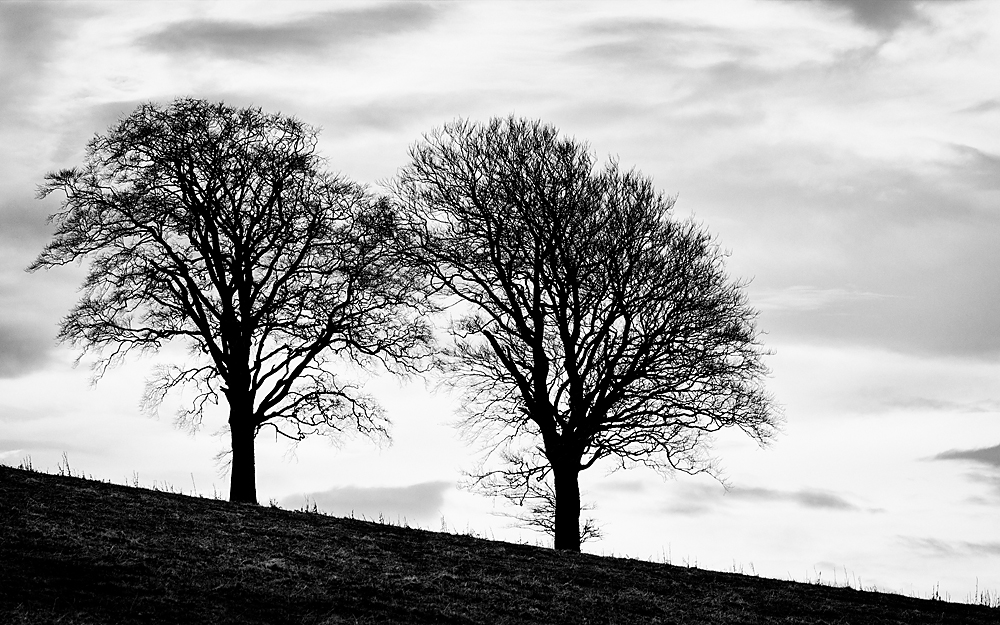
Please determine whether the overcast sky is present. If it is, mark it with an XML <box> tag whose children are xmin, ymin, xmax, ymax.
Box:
<box><xmin>1</xmin><ymin>0</ymin><xmax>998</xmax><ymax>602</ymax></box>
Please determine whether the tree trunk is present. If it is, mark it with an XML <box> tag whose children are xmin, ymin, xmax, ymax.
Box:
<box><xmin>552</xmin><ymin>461</ymin><xmax>581</xmax><ymax>551</ymax></box>
<box><xmin>228</xmin><ymin>416</ymin><xmax>258</xmax><ymax>504</ymax></box>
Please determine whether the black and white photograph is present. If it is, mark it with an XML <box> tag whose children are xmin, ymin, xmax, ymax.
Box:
<box><xmin>1</xmin><ymin>0</ymin><xmax>998</xmax><ymax>622</ymax></box>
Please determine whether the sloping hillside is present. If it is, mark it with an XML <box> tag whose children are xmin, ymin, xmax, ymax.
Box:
<box><xmin>0</xmin><ymin>465</ymin><xmax>994</xmax><ymax>624</ymax></box>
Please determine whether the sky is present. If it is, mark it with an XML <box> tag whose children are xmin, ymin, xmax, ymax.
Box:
<box><xmin>1</xmin><ymin>0</ymin><xmax>998</xmax><ymax>603</ymax></box>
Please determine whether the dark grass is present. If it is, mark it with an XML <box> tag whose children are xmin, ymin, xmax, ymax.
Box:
<box><xmin>1</xmin><ymin>465</ymin><xmax>996</xmax><ymax>624</ymax></box>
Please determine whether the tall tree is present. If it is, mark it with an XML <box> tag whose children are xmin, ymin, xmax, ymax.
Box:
<box><xmin>30</xmin><ymin>99</ymin><xmax>431</xmax><ymax>504</ymax></box>
<box><xmin>394</xmin><ymin>117</ymin><xmax>779</xmax><ymax>551</ymax></box>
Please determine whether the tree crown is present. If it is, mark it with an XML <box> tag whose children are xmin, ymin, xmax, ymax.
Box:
<box><xmin>32</xmin><ymin>98</ymin><xmax>432</xmax><ymax>441</ymax></box>
<box><xmin>394</xmin><ymin>116</ymin><xmax>779</xmax><ymax>530</ymax></box>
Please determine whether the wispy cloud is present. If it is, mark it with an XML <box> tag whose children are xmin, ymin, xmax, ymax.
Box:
<box><xmin>811</xmin><ymin>0</ymin><xmax>921</xmax><ymax>31</ymax></box>
<box><xmin>573</xmin><ymin>18</ymin><xmax>729</xmax><ymax>69</ymax></box>
<box><xmin>570</xmin><ymin>14</ymin><xmax>783</xmax><ymax>102</ymax></box>
<box><xmin>727</xmin><ymin>486</ymin><xmax>861</xmax><ymax>511</ymax></box>
<box><xmin>139</xmin><ymin>4</ymin><xmax>440</xmax><ymax>61</ymax></box>
<box><xmin>0</xmin><ymin>431</ymin><xmax>89</xmax><ymax>454</ymax></box>
<box><xmin>900</xmin><ymin>536</ymin><xmax>957</xmax><ymax>556</ymax></box>
<box><xmin>662</xmin><ymin>483</ymin><xmax>868</xmax><ymax>514</ymax></box>
<box><xmin>958</xmin><ymin>98</ymin><xmax>1000</xmax><ymax>114</ymax></box>
<box><xmin>322</xmin><ymin>90</ymin><xmax>536</xmax><ymax>138</ymax></box>
<box><xmin>901</xmin><ymin>536</ymin><xmax>1000</xmax><ymax>557</ymax></box>
<box><xmin>0</xmin><ymin>448</ymin><xmax>27</xmax><ymax>463</ymax></box>
<box><xmin>965</xmin><ymin>471</ymin><xmax>1000</xmax><ymax>500</ymax></box>
<box><xmin>593</xmin><ymin>478</ymin><xmax>647</xmax><ymax>494</ymax></box>
<box><xmin>933</xmin><ymin>444</ymin><xmax>1000</xmax><ymax>469</ymax></box>
<box><xmin>964</xmin><ymin>540</ymin><xmax>1000</xmax><ymax>555</ymax></box>
<box><xmin>947</xmin><ymin>143</ymin><xmax>1000</xmax><ymax>191</ymax></box>
<box><xmin>282</xmin><ymin>481</ymin><xmax>451</xmax><ymax>523</ymax></box>
<box><xmin>930</xmin><ymin>444</ymin><xmax>1000</xmax><ymax>502</ymax></box>
<box><xmin>753</xmin><ymin>286</ymin><xmax>892</xmax><ymax>312</ymax></box>
<box><xmin>797</xmin><ymin>0</ymin><xmax>973</xmax><ymax>33</ymax></box>
<box><xmin>663</xmin><ymin>500</ymin><xmax>716</xmax><ymax>516</ymax></box>
<box><xmin>889</xmin><ymin>398</ymin><xmax>1000</xmax><ymax>414</ymax></box>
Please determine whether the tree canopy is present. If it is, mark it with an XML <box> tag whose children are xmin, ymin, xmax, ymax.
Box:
<box><xmin>31</xmin><ymin>98</ymin><xmax>431</xmax><ymax>503</ymax></box>
<box><xmin>393</xmin><ymin>117</ymin><xmax>779</xmax><ymax>550</ymax></box>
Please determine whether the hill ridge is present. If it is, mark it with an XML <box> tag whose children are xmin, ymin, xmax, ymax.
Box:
<box><xmin>1</xmin><ymin>465</ymin><xmax>995</xmax><ymax>624</ymax></box>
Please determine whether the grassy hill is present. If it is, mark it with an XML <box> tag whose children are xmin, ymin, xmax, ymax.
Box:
<box><xmin>1</xmin><ymin>465</ymin><xmax>995</xmax><ymax>624</ymax></box>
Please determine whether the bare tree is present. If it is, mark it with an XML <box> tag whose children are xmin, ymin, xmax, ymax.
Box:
<box><xmin>393</xmin><ymin>117</ymin><xmax>779</xmax><ymax>551</ymax></box>
<box><xmin>30</xmin><ymin>99</ymin><xmax>431</xmax><ymax>504</ymax></box>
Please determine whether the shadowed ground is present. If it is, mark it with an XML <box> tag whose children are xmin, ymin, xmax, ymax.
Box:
<box><xmin>0</xmin><ymin>465</ymin><xmax>995</xmax><ymax>624</ymax></box>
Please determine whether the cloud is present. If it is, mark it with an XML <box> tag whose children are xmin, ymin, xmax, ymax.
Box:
<box><xmin>964</xmin><ymin>540</ymin><xmax>1000</xmax><ymax>555</ymax></box>
<box><xmin>0</xmin><ymin>2</ymin><xmax>91</xmax><ymax>120</ymax></box>
<box><xmin>0</xmin><ymin>435</ymin><xmax>86</xmax><ymax>453</ymax></box>
<box><xmin>0</xmin><ymin>322</ymin><xmax>54</xmax><ymax>379</ymax></box>
<box><xmin>595</xmin><ymin>479</ymin><xmax>647</xmax><ymax>494</ymax></box>
<box><xmin>901</xmin><ymin>536</ymin><xmax>1000</xmax><ymax>557</ymax></box>
<box><xmin>958</xmin><ymin>98</ymin><xmax>1000</xmax><ymax>114</ymax></box>
<box><xmin>139</xmin><ymin>4</ymin><xmax>439</xmax><ymax>61</ymax></box>
<box><xmin>663</xmin><ymin>501</ymin><xmax>715</xmax><ymax>516</ymax></box>
<box><xmin>661</xmin><ymin>482</ymin><xmax>868</xmax><ymax>515</ymax></box>
<box><xmin>0</xmin><ymin>449</ymin><xmax>27</xmax><ymax>464</ymax></box>
<box><xmin>584</xmin><ymin>18</ymin><xmax>720</xmax><ymax>40</ymax></box>
<box><xmin>726</xmin><ymin>486</ymin><xmax>860</xmax><ymax>510</ymax></box>
<box><xmin>711</xmin><ymin>145</ymin><xmax>1000</xmax><ymax>359</ymax></box>
<box><xmin>933</xmin><ymin>444</ymin><xmax>1000</xmax><ymax>469</ymax></box>
<box><xmin>888</xmin><ymin>398</ymin><xmax>1000</xmax><ymax>414</ymax></box>
<box><xmin>557</xmin><ymin>12</ymin><xmax>1000</xmax><ymax>363</ymax></box>
<box><xmin>282</xmin><ymin>480</ymin><xmax>451</xmax><ymax>523</ymax></box>
<box><xmin>570</xmin><ymin>16</ymin><xmax>781</xmax><ymax>93</ymax></box>
<box><xmin>753</xmin><ymin>286</ymin><xmax>893</xmax><ymax>312</ymax></box>
<box><xmin>947</xmin><ymin>143</ymin><xmax>1000</xmax><ymax>191</ymax></box>
<box><xmin>322</xmin><ymin>91</ymin><xmax>517</xmax><ymax>138</ymax></box>
<box><xmin>0</xmin><ymin>259</ymin><xmax>67</xmax><ymax>382</ymax></box>
<box><xmin>573</xmin><ymin>18</ymin><xmax>727</xmax><ymax>68</ymax></box>
<box><xmin>813</xmin><ymin>0</ymin><xmax>921</xmax><ymax>31</ymax></box>
<box><xmin>965</xmin><ymin>472</ymin><xmax>1000</xmax><ymax>502</ymax></box>
<box><xmin>559</xmin><ymin>17</ymin><xmax>1000</xmax><ymax>363</ymax></box>
<box><xmin>805</xmin><ymin>0</ymin><xmax>972</xmax><ymax>32</ymax></box>
<box><xmin>900</xmin><ymin>536</ymin><xmax>956</xmax><ymax>556</ymax></box>
<box><xmin>930</xmin><ymin>444</ymin><xmax>1000</xmax><ymax>502</ymax></box>
<box><xmin>0</xmin><ymin>3</ymin><xmax>57</xmax><ymax>83</ymax></box>
<box><xmin>0</xmin><ymin>195</ymin><xmax>55</xmax><ymax>257</ymax></box>
<box><xmin>0</xmin><ymin>245</ymin><xmax>80</xmax><ymax>379</ymax></box>
<box><xmin>756</xmin><ymin>282</ymin><xmax>1000</xmax><ymax>360</ymax></box>
<box><xmin>569</xmin><ymin>7</ymin><xmax>883</xmax><ymax>92</ymax></box>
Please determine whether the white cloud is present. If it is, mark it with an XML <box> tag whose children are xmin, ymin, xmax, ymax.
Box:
<box><xmin>753</xmin><ymin>286</ymin><xmax>892</xmax><ymax>312</ymax></box>
<box><xmin>0</xmin><ymin>448</ymin><xmax>26</xmax><ymax>463</ymax></box>
<box><xmin>282</xmin><ymin>481</ymin><xmax>452</xmax><ymax>524</ymax></box>
<box><xmin>725</xmin><ymin>486</ymin><xmax>863</xmax><ymax>511</ymax></box>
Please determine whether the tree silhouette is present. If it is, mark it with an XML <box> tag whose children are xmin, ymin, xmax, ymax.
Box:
<box><xmin>30</xmin><ymin>99</ymin><xmax>431</xmax><ymax>504</ymax></box>
<box><xmin>394</xmin><ymin>117</ymin><xmax>779</xmax><ymax>550</ymax></box>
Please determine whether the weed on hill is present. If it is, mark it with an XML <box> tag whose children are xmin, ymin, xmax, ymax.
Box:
<box><xmin>1</xmin><ymin>465</ymin><xmax>996</xmax><ymax>624</ymax></box>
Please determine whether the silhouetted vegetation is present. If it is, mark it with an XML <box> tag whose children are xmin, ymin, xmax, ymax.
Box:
<box><xmin>393</xmin><ymin>117</ymin><xmax>778</xmax><ymax>551</ymax></box>
<box><xmin>29</xmin><ymin>99</ymin><xmax>432</xmax><ymax>504</ymax></box>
